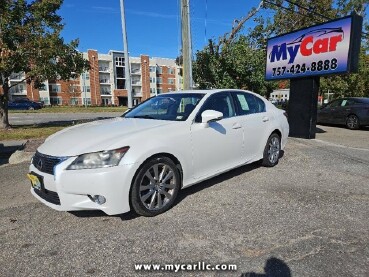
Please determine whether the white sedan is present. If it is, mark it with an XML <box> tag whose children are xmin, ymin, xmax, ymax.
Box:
<box><xmin>28</xmin><ymin>89</ymin><xmax>289</xmax><ymax>216</ymax></box>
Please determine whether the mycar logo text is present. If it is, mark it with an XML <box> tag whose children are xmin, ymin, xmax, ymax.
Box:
<box><xmin>269</xmin><ymin>28</ymin><xmax>344</xmax><ymax>64</ymax></box>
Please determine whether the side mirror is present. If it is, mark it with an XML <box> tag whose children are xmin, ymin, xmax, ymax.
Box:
<box><xmin>201</xmin><ymin>110</ymin><xmax>223</xmax><ymax>123</ymax></box>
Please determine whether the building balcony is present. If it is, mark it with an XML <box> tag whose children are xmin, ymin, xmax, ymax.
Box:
<box><xmin>9</xmin><ymin>73</ymin><xmax>24</xmax><ymax>80</ymax></box>
<box><xmin>101</xmin><ymin>91</ymin><xmax>112</xmax><ymax>95</ymax></box>
<box><xmin>99</xmin><ymin>67</ymin><xmax>110</xmax><ymax>72</ymax></box>
<box><xmin>131</xmin><ymin>69</ymin><xmax>141</xmax><ymax>75</ymax></box>
<box><xmin>9</xmin><ymin>88</ymin><xmax>27</xmax><ymax>95</ymax></box>
<box><xmin>133</xmin><ymin>92</ymin><xmax>143</xmax><ymax>97</ymax></box>
<box><xmin>99</xmin><ymin>79</ymin><xmax>110</xmax><ymax>84</ymax></box>
<box><xmin>132</xmin><ymin>81</ymin><xmax>141</xmax><ymax>86</ymax></box>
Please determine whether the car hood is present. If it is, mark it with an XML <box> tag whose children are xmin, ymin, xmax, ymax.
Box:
<box><xmin>37</xmin><ymin>117</ymin><xmax>176</xmax><ymax>157</ymax></box>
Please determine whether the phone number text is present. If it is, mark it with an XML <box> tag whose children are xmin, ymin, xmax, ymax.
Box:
<box><xmin>271</xmin><ymin>58</ymin><xmax>338</xmax><ymax>77</ymax></box>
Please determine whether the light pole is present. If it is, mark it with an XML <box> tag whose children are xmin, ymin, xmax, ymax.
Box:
<box><xmin>120</xmin><ymin>0</ymin><xmax>133</xmax><ymax>108</ymax></box>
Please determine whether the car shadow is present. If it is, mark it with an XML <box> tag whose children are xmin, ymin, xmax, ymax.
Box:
<box><xmin>174</xmin><ymin>150</ymin><xmax>284</xmax><ymax>207</ymax></box>
<box><xmin>241</xmin><ymin>257</ymin><xmax>292</xmax><ymax>277</ymax></box>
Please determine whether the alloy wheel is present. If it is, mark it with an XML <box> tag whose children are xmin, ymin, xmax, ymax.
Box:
<box><xmin>268</xmin><ymin>136</ymin><xmax>280</xmax><ymax>164</ymax></box>
<box><xmin>139</xmin><ymin>163</ymin><xmax>177</xmax><ymax>211</ymax></box>
<box><xmin>346</xmin><ymin>115</ymin><xmax>359</xmax><ymax>129</ymax></box>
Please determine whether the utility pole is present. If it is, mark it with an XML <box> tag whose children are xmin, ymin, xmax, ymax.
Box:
<box><xmin>120</xmin><ymin>0</ymin><xmax>133</xmax><ymax>108</ymax></box>
<box><xmin>181</xmin><ymin>0</ymin><xmax>193</xmax><ymax>90</ymax></box>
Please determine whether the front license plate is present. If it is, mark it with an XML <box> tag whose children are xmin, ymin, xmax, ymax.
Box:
<box><xmin>27</xmin><ymin>173</ymin><xmax>42</xmax><ymax>190</ymax></box>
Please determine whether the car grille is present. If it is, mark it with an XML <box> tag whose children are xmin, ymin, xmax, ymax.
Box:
<box><xmin>33</xmin><ymin>188</ymin><xmax>61</xmax><ymax>205</ymax></box>
<box><xmin>32</xmin><ymin>151</ymin><xmax>64</xmax><ymax>175</ymax></box>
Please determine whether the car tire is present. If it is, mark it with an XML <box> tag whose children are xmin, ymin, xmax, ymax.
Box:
<box><xmin>130</xmin><ymin>157</ymin><xmax>181</xmax><ymax>217</ymax></box>
<box><xmin>28</xmin><ymin>106</ymin><xmax>35</xmax><ymax>110</ymax></box>
<box><xmin>261</xmin><ymin>133</ymin><xmax>281</xmax><ymax>167</ymax></box>
<box><xmin>346</xmin><ymin>114</ymin><xmax>360</xmax><ymax>130</ymax></box>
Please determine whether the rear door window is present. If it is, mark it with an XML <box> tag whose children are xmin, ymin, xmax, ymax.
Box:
<box><xmin>233</xmin><ymin>92</ymin><xmax>266</xmax><ymax>115</ymax></box>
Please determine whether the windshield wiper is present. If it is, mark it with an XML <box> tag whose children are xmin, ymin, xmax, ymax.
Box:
<box><xmin>132</xmin><ymin>115</ymin><xmax>155</xmax><ymax>119</ymax></box>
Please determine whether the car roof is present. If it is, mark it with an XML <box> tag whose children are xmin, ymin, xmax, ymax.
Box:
<box><xmin>163</xmin><ymin>89</ymin><xmax>259</xmax><ymax>97</ymax></box>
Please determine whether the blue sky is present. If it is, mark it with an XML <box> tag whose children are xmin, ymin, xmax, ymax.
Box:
<box><xmin>59</xmin><ymin>0</ymin><xmax>269</xmax><ymax>58</ymax></box>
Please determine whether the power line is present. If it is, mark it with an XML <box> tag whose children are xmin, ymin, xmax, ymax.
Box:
<box><xmin>284</xmin><ymin>0</ymin><xmax>331</xmax><ymax>20</ymax></box>
<box><xmin>264</xmin><ymin>0</ymin><xmax>369</xmax><ymax>37</ymax></box>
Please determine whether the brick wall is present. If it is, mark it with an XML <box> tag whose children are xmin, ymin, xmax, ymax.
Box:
<box><xmin>88</xmin><ymin>50</ymin><xmax>101</xmax><ymax>105</ymax></box>
<box><xmin>158</xmin><ymin>66</ymin><xmax>176</xmax><ymax>93</ymax></box>
<box><xmin>141</xmin><ymin>55</ymin><xmax>150</xmax><ymax>100</ymax></box>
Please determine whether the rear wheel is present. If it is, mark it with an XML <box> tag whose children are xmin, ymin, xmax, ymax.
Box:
<box><xmin>130</xmin><ymin>157</ymin><xmax>181</xmax><ymax>217</ymax></box>
<box><xmin>261</xmin><ymin>133</ymin><xmax>281</xmax><ymax>167</ymax></box>
<box><xmin>28</xmin><ymin>106</ymin><xmax>35</xmax><ymax>110</ymax></box>
<box><xmin>346</xmin><ymin>114</ymin><xmax>360</xmax><ymax>130</ymax></box>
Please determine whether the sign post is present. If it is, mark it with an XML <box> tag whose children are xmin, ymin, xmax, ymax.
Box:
<box><xmin>265</xmin><ymin>13</ymin><xmax>363</xmax><ymax>139</ymax></box>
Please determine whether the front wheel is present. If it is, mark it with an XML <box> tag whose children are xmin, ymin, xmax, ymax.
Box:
<box><xmin>346</xmin><ymin>114</ymin><xmax>360</xmax><ymax>130</ymax></box>
<box><xmin>261</xmin><ymin>133</ymin><xmax>281</xmax><ymax>167</ymax></box>
<box><xmin>130</xmin><ymin>157</ymin><xmax>181</xmax><ymax>217</ymax></box>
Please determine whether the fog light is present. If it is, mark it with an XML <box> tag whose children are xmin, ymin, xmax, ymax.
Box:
<box><xmin>90</xmin><ymin>195</ymin><xmax>106</xmax><ymax>205</ymax></box>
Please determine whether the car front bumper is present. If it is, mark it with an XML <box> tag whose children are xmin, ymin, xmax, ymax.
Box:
<box><xmin>29</xmin><ymin>158</ymin><xmax>140</xmax><ymax>215</ymax></box>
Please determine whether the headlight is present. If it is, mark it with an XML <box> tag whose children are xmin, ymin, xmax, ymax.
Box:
<box><xmin>67</xmin><ymin>147</ymin><xmax>130</xmax><ymax>170</ymax></box>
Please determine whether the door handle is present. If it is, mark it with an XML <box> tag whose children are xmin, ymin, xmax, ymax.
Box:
<box><xmin>262</xmin><ymin>116</ymin><xmax>269</xmax><ymax>122</ymax></box>
<box><xmin>232</xmin><ymin>123</ymin><xmax>242</xmax><ymax>129</ymax></box>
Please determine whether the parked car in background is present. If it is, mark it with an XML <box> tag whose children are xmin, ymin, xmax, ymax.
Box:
<box><xmin>317</xmin><ymin>97</ymin><xmax>369</xmax><ymax>129</ymax></box>
<box><xmin>28</xmin><ymin>89</ymin><xmax>289</xmax><ymax>217</ymax></box>
<box><xmin>8</xmin><ymin>98</ymin><xmax>43</xmax><ymax>110</ymax></box>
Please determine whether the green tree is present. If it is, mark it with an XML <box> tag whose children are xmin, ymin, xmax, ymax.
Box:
<box><xmin>0</xmin><ymin>0</ymin><xmax>89</xmax><ymax>129</ymax></box>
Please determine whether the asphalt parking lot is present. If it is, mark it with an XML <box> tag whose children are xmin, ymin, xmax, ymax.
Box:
<box><xmin>0</xmin><ymin>125</ymin><xmax>368</xmax><ymax>276</ymax></box>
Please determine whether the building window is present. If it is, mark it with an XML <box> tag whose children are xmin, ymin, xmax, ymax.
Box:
<box><xmin>70</xmin><ymin>97</ymin><xmax>80</xmax><ymax>105</ymax></box>
<box><xmin>157</xmin><ymin>77</ymin><xmax>162</xmax><ymax>84</ymax></box>
<box><xmin>49</xmin><ymin>84</ymin><xmax>61</xmax><ymax>93</ymax></box>
<box><xmin>157</xmin><ymin>88</ymin><xmax>163</xmax><ymax>94</ymax></box>
<box><xmin>150</xmin><ymin>77</ymin><xmax>156</xmax><ymax>83</ymax></box>
<box><xmin>168</xmin><ymin>78</ymin><xmax>175</xmax><ymax>85</ymax></box>
<box><xmin>117</xmin><ymin>79</ymin><xmax>126</xmax><ymax>89</ymax></box>
<box><xmin>69</xmin><ymin>85</ymin><xmax>80</xmax><ymax>93</ymax></box>
<box><xmin>82</xmin><ymin>86</ymin><xmax>91</xmax><ymax>93</ymax></box>
<box><xmin>39</xmin><ymin>97</ymin><xmax>50</xmax><ymax>105</ymax></box>
<box><xmin>82</xmin><ymin>72</ymin><xmax>90</xmax><ymax>80</ymax></box>
<box><xmin>150</xmin><ymin>88</ymin><xmax>156</xmax><ymax>94</ymax></box>
<box><xmin>116</xmin><ymin>67</ymin><xmax>125</xmax><ymax>78</ymax></box>
<box><xmin>168</xmin><ymin>68</ymin><xmax>175</xmax><ymax>74</ymax></box>
<box><xmin>156</xmin><ymin>67</ymin><xmax>162</xmax><ymax>74</ymax></box>
<box><xmin>115</xmin><ymin>56</ymin><xmax>125</xmax><ymax>66</ymax></box>
<box><xmin>149</xmin><ymin>66</ymin><xmax>156</xmax><ymax>73</ymax></box>
<box><xmin>101</xmin><ymin>87</ymin><xmax>111</xmax><ymax>95</ymax></box>
<box><xmin>83</xmin><ymin>98</ymin><xmax>91</xmax><ymax>106</ymax></box>
<box><xmin>50</xmin><ymin>97</ymin><xmax>62</xmax><ymax>105</ymax></box>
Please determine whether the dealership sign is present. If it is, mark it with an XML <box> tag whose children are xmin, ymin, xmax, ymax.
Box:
<box><xmin>265</xmin><ymin>15</ymin><xmax>362</xmax><ymax>80</ymax></box>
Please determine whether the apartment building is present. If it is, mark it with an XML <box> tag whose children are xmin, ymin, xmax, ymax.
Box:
<box><xmin>7</xmin><ymin>50</ymin><xmax>183</xmax><ymax>106</ymax></box>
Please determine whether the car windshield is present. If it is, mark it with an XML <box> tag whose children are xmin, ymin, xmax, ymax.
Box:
<box><xmin>124</xmin><ymin>93</ymin><xmax>205</xmax><ymax>121</ymax></box>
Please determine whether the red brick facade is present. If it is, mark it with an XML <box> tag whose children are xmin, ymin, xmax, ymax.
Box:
<box><xmin>141</xmin><ymin>55</ymin><xmax>150</xmax><ymax>100</ymax></box>
<box><xmin>88</xmin><ymin>50</ymin><xmax>101</xmax><ymax>106</ymax></box>
<box><xmin>157</xmin><ymin>66</ymin><xmax>176</xmax><ymax>93</ymax></box>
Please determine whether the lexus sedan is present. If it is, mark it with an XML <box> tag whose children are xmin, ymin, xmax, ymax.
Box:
<box><xmin>28</xmin><ymin>89</ymin><xmax>289</xmax><ymax>216</ymax></box>
<box><xmin>317</xmin><ymin>97</ymin><xmax>369</xmax><ymax>129</ymax></box>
